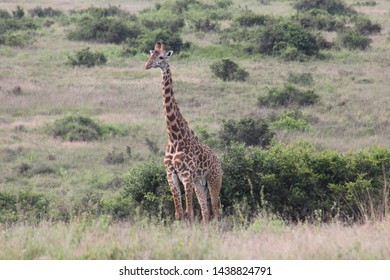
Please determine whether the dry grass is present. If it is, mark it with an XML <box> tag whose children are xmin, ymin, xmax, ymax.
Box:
<box><xmin>1</xmin><ymin>218</ymin><xmax>389</xmax><ymax>259</ymax></box>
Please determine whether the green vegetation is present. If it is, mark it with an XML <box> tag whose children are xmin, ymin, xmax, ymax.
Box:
<box><xmin>258</xmin><ymin>84</ymin><xmax>319</xmax><ymax>107</ymax></box>
<box><xmin>49</xmin><ymin>115</ymin><xmax>127</xmax><ymax>141</ymax></box>
<box><xmin>219</xmin><ymin>117</ymin><xmax>274</xmax><ymax>147</ymax></box>
<box><xmin>210</xmin><ymin>59</ymin><xmax>249</xmax><ymax>81</ymax></box>
<box><xmin>67</xmin><ymin>48</ymin><xmax>107</xmax><ymax>67</ymax></box>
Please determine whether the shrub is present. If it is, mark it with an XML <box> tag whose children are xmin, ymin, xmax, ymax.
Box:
<box><xmin>67</xmin><ymin>48</ymin><xmax>107</xmax><ymax>67</ymax></box>
<box><xmin>270</xmin><ymin>110</ymin><xmax>310</xmax><ymax>131</ymax></box>
<box><xmin>221</xmin><ymin>142</ymin><xmax>390</xmax><ymax>222</ymax></box>
<box><xmin>259</xmin><ymin>19</ymin><xmax>322</xmax><ymax>58</ymax></box>
<box><xmin>294</xmin><ymin>8</ymin><xmax>346</xmax><ymax>31</ymax></box>
<box><xmin>192</xmin><ymin>17</ymin><xmax>218</xmax><ymax>32</ymax></box>
<box><xmin>351</xmin><ymin>15</ymin><xmax>381</xmax><ymax>35</ymax></box>
<box><xmin>293</xmin><ymin>0</ymin><xmax>355</xmax><ymax>15</ymax></box>
<box><xmin>0</xmin><ymin>9</ymin><xmax>11</xmax><ymax>19</ymax></box>
<box><xmin>12</xmin><ymin>6</ymin><xmax>25</xmax><ymax>19</ymax></box>
<box><xmin>337</xmin><ymin>29</ymin><xmax>372</xmax><ymax>50</ymax></box>
<box><xmin>0</xmin><ymin>192</ymin><xmax>17</xmax><ymax>224</ymax></box>
<box><xmin>235</xmin><ymin>11</ymin><xmax>269</xmax><ymax>27</ymax></box>
<box><xmin>67</xmin><ymin>14</ymin><xmax>141</xmax><ymax>44</ymax></box>
<box><xmin>49</xmin><ymin>115</ymin><xmax>128</xmax><ymax>142</ymax></box>
<box><xmin>258</xmin><ymin>84</ymin><xmax>319</xmax><ymax>107</ymax></box>
<box><xmin>139</xmin><ymin>8</ymin><xmax>185</xmax><ymax>33</ymax></box>
<box><xmin>104</xmin><ymin>148</ymin><xmax>125</xmax><ymax>165</ymax></box>
<box><xmin>17</xmin><ymin>190</ymin><xmax>50</xmax><ymax>223</ymax></box>
<box><xmin>118</xmin><ymin>158</ymin><xmax>173</xmax><ymax>220</ymax></box>
<box><xmin>219</xmin><ymin>117</ymin><xmax>274</xmax><ymax>147</ymax></box>
<box><xmin>210</xmin><ymin>59</ymin><xmax>249</xmax><ymax>82</ymax></box>
<box><xmin>0</xmin><ymin>17</ymin><xmax>40</xmax><ymax>47</ymax></box>
<box><xmin>76</xmin><ymin>6</ymin><xmax>131</xmax><ymax>18</ymax></box>
<box><xmin>1</xmin><ymin>30</ymin><xmax>33</xmax><ymax>47</ymax></box>
<box><xmin>28</xmin><ymin>6</ymin><xmax>63</xmax><ymax>17</ymax></box>
<box><xmin>102</xmin><ymin>143</ymin><xmax>389</xmax><ymax>223</ymax></box>
<box><xmin>129</xmin><ymin>28</ymin><xmax>188</xmax><ymax>54</ymax></box>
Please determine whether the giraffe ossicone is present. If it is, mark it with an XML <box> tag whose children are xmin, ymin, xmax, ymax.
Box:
<box><xmin>145</xmin><ymin>41</ymin><xmax>222</xmax><ymax>224</ymax></box>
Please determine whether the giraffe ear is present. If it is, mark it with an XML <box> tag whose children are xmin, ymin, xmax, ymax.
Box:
<box><xmin>167</xmin><ymin>50</ymin><xmax>174</xmax><ymax>57</ymax></box>
<box><xmin>149</xmin><ymin>50</ymin><xmax>154</xmax><ymax>54</ymax></box>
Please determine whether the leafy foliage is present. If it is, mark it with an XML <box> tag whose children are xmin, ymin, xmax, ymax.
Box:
<box><xmin>258</xmin><ymin>84</ymin><xmax>319</xmax><ymax>108</ymax></box>
<box><xmin>293</xmin><ymin>0</ymin><xmax>355</xmax><ymax>15</ymax></box>
<box><xmin>234</xmin><ymin>11</ymin><xmax>269</xmax><ymax>27</ymax></box>
<box><xmin>49</xmin><ymin>115</ymin><xmax>127</xmax><ymax>142</ymax></box>
<box><xmin>67</xmin><ymin>47</ymin><xmax>107</xmax><ymax>67</ymax></box>
<box><xmin>67</xmin><ymin>14</ymin><xmax>141</xmax><ymax>44</ymax></box>
<box><xmin>337</xmin><ymin>29</ymin><xmax>372</xmax><ymax>50</ymax></box>
<box><xmin>28</xmin><ymin>6</ymin><xmax>63</xmax><ymax>17</ymax></box>
<box><xmin>210</xmin><ymin>59</ymin><xmax>249</xmax><ymax>82</ymax></box>
<box><xmin>221</xmin><ymin>142</ymin><xmax>390</xmax><ymax>222</ymax></box>
<box><xmin>219</xmin><ymin>117</ymin><xmax>274</xmax><ymax>147</ymax></box>
<box><xmin>0</xmin><ymin>12</ymin><xmax>40</xmax><ymax>47</ymax></box>
<box><xmin>0</xmin><ymin>190</ymin><xmax>49</xmax><ymax>224</ymax></box>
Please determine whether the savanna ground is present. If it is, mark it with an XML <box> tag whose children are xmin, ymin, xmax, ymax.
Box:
<box><xmin>0</xmin><ymin>0</ymin><xmax>389</xmax><ymax>259</ymax></box>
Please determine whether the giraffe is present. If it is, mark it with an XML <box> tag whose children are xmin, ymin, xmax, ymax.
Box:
<box><xmin>144</xmin><ymin>41</ymin><xmax>222</xmax><ymax>224</ymax></box>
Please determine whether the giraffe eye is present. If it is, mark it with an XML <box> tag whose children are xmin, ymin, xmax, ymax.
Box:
<box><xmin>159</xmin><ymin>56</ymin><xmax>164</xmax><ymax>59</ymax></box>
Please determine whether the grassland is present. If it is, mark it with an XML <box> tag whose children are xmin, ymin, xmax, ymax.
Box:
<box><xmin>1</xmin><ymin>218</ymin><xmax>390</xmax><ymax>259</ymax></box>
<box><xmin>0</xmin><ymin>0</ymin><xmax>390</xmax><ymax>259</ymax></box>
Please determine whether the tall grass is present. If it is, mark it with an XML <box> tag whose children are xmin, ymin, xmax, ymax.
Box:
<box><xmin>1</xmin><ymin>217</ymin><xmax>389</xmax><ymax>259</ymax></box>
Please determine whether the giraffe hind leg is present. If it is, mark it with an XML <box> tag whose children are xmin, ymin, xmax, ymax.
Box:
<box><xmin>208</xmin><ymin>172</ymin><xmax>222</xmax><ymax>221</ymax></box>
<box><xmin>194</xmin><ymin>179</ymin><xmax>210</xmax><ymax>224</ymax></box>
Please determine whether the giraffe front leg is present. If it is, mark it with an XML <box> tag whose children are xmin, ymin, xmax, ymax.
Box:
<box><xmin>167</xmin><ymin>171</ymin><xmax>183</xmax><ymax>221</ymax></box>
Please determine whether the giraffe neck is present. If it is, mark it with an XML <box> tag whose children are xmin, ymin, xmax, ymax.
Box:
<box><xmin>161</xmin><ymin>65</ymin><xmax>189</xmax><ymax>144</ymax></box>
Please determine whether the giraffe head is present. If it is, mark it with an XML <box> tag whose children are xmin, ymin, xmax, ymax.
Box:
<box><xmin>145</xmin><ymin>41</ymin><xmax>173</xmax><ymax>70</ymax></box>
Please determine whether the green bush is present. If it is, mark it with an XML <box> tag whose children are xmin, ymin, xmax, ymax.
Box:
<box><xmin>260</xmin><ymin>18</ymin><xmax>322</xmax><ymax>58</ymax></box>
<box><xmin>129</xmin><ymin>28</ymin><xmax>188</xmax><ymax>54</ymax></box>
<box><xmin>0</xmin><ymin>9</ymin><xmax>11</xmax><ymax>19</ymax></box>
<box><xmin>294</xmin><ymin>8</ymin><xmax>346</xmax><ymax>31</ymax></box>
<box><xmin>258</xmin><ymin>84</ymin><xmax>320</xmax><ymax>107</ymax></box>
<box><xmin>192</xmin><ymin>17</ymin><xmax>218</xmax><ymax>32</ymax></box>
<box><xmin>0</xmin><ymin>16</ymin><xmax>40</xmax><ymax>47</ymax></box>
<box><xmin>293</xmin><ymin>0</ymin><xmax>355</xmax><ymax>15</ymax></box>
<box><xmin>67</xmin><ymin>14</ymin><xmax>141</xmax><ymax>44</ymax></box>
<box><xmin>351</xmin><ymin>15</ymin><xmax>381</xmax><ymax>35</ymax></box>
<box><xmin>210</xmin><ymin>59</ymin><xmax>249</xmax><ymax>82</ymax></box>
<box><xmin>337</xmin><ymin>29</ymin><xmax>372</xmax><ymax>50</ymax></box>
<box><xmin>0</xmin><ymin>192</ymin><xmax>17</xmax><ymax>224</ymax></box>
<box><xmin>219</xmin><ymin>117</ymin><xmax>274</xmax><ymax>147</ymax></box>
<box><xmin>270</xmin><ymin>112</ymin><xmax>309</xmax><ymax>131</ymax></box>
<box><xmin>101</xmin><ymin>142</ymin><xmax>389</xmax><ymax>223</ymax></box>
<box><xmin>234</xmin><ymin>11</ymin><xmax>269</xmax><ymax>27</ymax></box>
<box><xmin>28</xmin><ymin>6</ymin><xmax>63</xmax><ymax>17</ymax></box>
<box><xmin>0</xmin><ymin>30</ymin><xmax>33</xmax><ymax>47</ymax></box>
<box><xmin>117</xmin><ymin>158</ymin><xmax>174</xmax><ymax>220</ymax></box>
<box><xmin>67</xmin><ymin>47</ymin><xmax>107</xmax><ymax>67</ymax></box>
<box><xmin>139</xmin><ymin>8</ymin><xmax>185</xmax><ymax>33</ymax></box>
<box><xmin>49</xmin><ymin>115</ymin><xmax>126</xmax><ymax>142</ymax></box>
<box><xmin>17</xmin><ymin>190</ymin><xmax>50</xmax><ymax>223</ymax></box>
<box><xmin>12</xmin><ymin>6</ymin><xmax>25</xmax><ymax>19</ymax></box>
<box><xmin>221</xmin><ymin>142</ymin><xmax>390</xmax><ymax>222</ymax></box>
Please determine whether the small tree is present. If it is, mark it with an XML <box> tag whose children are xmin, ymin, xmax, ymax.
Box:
<box><xmin>219</xmin><ymin>117</ymin><xmax>274</xmax><ymax>147</ymax></box>
<box><xmin>210</xmin><ymin>59</ymin><xmax>249</xmax><ymax>82</ymax></box>
<box><xmin>67</xmin><ymin>48</ymin><xmax>107</xmax><ymax>67</ymax></box>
